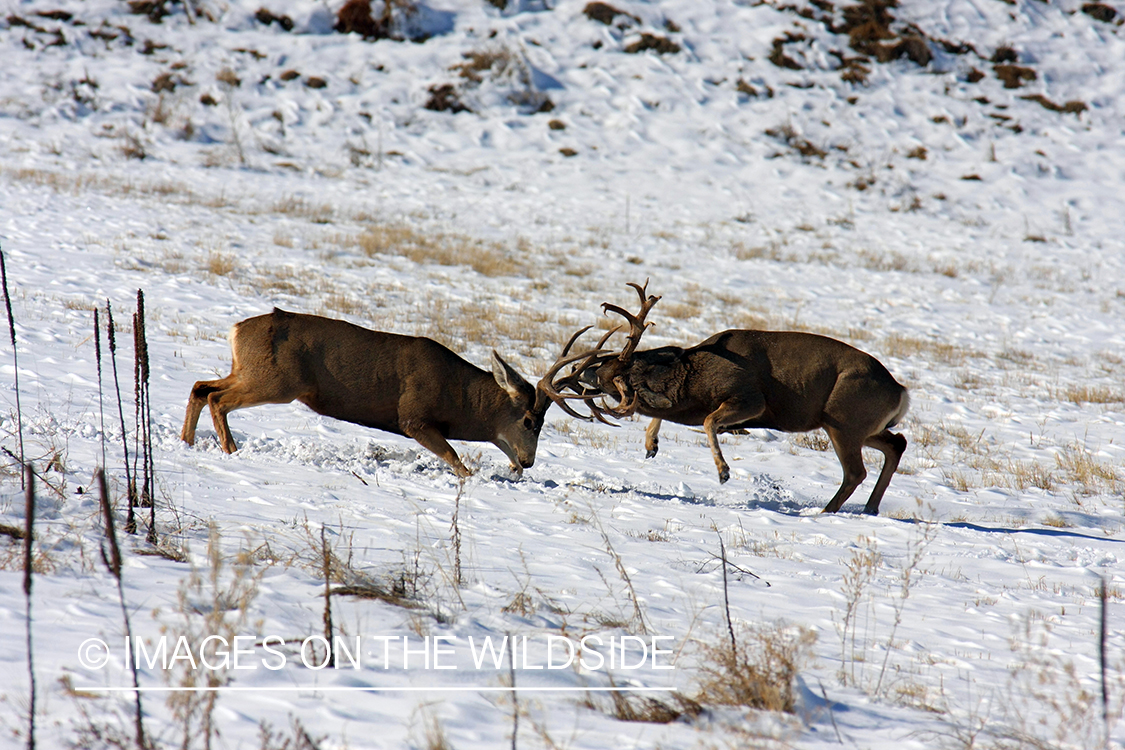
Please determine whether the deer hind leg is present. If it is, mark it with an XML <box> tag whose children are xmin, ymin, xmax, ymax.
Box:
<box><xmin>821</xmin><ymin>427</ymin><xmax>868</xmax><ymax>513</ymax></box>
<box><xmin>200</xmin><ymin>375</ymin><xmax>304</xmax><ymax>454</ymax></box>
<box><xmin>644</xmin><ymin>418</ymin><xmax>663</xmax><ymax>458</ymax></box>
<box><xmin>402</xmin><ymin>420</ymin><xmax>473</xmax><ymax>478</ymax></box>
<box><xmin>860</xmin><ymin>430</ymin><xmax>907</xmax><ymax>516</ymax></box>
<box><xmin>182</xmin><ymin>376</ymin><xmax>237</xmax><ymax>446</ymax></box>
<box><xmin>703</xmin><ymin>398</ymin><xmax>766</xmax><ymax>484</ymax></box>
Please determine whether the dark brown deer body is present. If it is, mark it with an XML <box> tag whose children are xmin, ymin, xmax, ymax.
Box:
<box><xmin>182</xmin><ymin>308</ymin><xmax>564</xmax><ymax>477</ymax></box>
<box><xmin>575</xmin><ymin>285</ymin><xmax>909</xmax><ymax>515</ymax></box>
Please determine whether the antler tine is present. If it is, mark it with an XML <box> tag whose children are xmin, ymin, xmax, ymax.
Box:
<box><xmin>626</xmin><ymin>279</ymin><xmax>650</xmax><ymax>304</ymax></box>
<box><xmin>585</xmin><ymin>375</ymin><xmax>640</xmax><ymax>420</ymax></box>
<box><xmin>601</xmin><ymin>280</ymin><xmax>661</xmax><ymax>364</ymax></box>
<box><xmin>559</xmin><ymin>324</ymin><xmax>593</xmax><ymax>359</ymax></box>
<box><xmin>583</xmin><ymin>398</ymin><xmax>622</xmax><ymax>425</ymax></box>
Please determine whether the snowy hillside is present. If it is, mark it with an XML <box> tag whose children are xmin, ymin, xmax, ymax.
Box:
<box><xmin>1</xmin><ymin>0</ymin><xmax>1124</xmax><ymax>747</ymax></box>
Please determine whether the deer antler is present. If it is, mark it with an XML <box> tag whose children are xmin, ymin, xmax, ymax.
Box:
<box><xmin>586</xmin><ymin>280</ymin><xmax>661</xmax><ymax>419</ymax></box>
<box><xmin>537</xmin><ymin>324</ymin><xmax>620</xmax><ymax>423</ymax></box>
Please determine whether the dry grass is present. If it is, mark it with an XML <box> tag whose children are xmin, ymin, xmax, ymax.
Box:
<box><xmin>205</xmin><ymin>251</ymin><xmax>237</xmax><ymax>276</ymax></box>
<box><xmin>856</xmin><ymin>247</ymin><xmax>912</xmax><ymax>273</ymax></box>
<box><xmin>731</xmin><ymin>529</ymin><xmax>799</xmax><ymax>560</ymax></box>
<box><xmin>1006</xmin><ymin>460</ymin><xmax>1055</xmax><ymax>492</ymax></box>
<box><xmin>269</xmin><ymin>196</ymin><xmax>334</xmax><ymax>224</ymax></box>
<box><xmin>351</xmin><ymin>223</ymin><xmax>524</xmax><ymax>278</ymax></box>
<box><xmin>248</xmin><ymin>264</ymin><xmax>305</xmax><ymax>295</ymax></box>
<box><xmin>790</xmin><ymin>431</ymin><xmax>831</xmax><ymax>452</ymax></box>
<box><xmin>881</xmin><ymin>332</ymin><xmax>985</xmax><ymax>366</ymax></box>
<box><xmin>604</xmin><ymin>688</ymin><xmax>700</xmax><ymax>725</ymax></box>
<box><xmin>409</xmin><ymin>293</ymin><xmax>586</xmax><ymax>362</ymax></box>
<box><xmin>320</xmin><ymin>292</ymin><xmax>366</xmax><ymax>317</ymax></box>
<box><xmin>1062</xmin><ymin>384</ymin><xmax>1125</xmax><ymax>404</ymax></box>
<box><xmin>730</xmin><ymin>238</ymin><xmax>790</xmax><ymax>263</ymax></box>
<box><xmin>152</xmin><ymin>249</ymin><xmax>191</xmax><ymax>275</ymax></box>
<box><xmin>414</xmin><ymin>707</ymin><xmax>453</xmax><ymax>750</ymax></box>
<box><xmin>728</xmin><ymin>310</ymin><xmax>771</xmax><ymax>330</ymax></box>
<box><xmin>625</xmin><ymin>528</ymin><xmax>673</xmax><ymax>543</ymax></box>
<box><xmin>1041</xmin><ymin>514</ymin><xmax>1072</xmax><ymax>529</ymax></box>
<box><xmin>551</xmin><ymin>420</ymin><xmax>621</xmax><ymax>451</ymax></box>
<box><xmin>1055</xmin><ymin>442</ymin><xmax>1120</xmax><ymax>496</ymax></box>
<box><xmin>694</xmin><ymin>622</ymin><xmax>817</xmax><ymax>713</ymax></box>
<box><xmin>659</xmin><ymin>299</ymin><xmax>702</xmax><ymax>320</ymax></box>
<box><xmin>5</xmin><ymin>166</ymin><xmax>192</xmax><ymax>199</ymax></box>
<box><xmin>941</xmin><ymin>468</ymin><xmax>975</xmax><ymax>493</ymax></box>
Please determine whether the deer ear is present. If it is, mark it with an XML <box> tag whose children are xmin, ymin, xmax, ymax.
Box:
<box><xmin>491</xmin><ymin>351</ymin><xmax>531</xmax><ymax>401</ymax></box>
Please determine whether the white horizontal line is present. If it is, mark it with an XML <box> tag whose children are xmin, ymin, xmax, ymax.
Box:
<box><xmin>80</xmin><ymin>685</ymin><xmax>678</xmax><ymax>694</ymax></box>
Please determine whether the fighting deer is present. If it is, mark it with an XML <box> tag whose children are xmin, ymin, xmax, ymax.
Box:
<box><xmin>181</xmin><ymin>308</ymin><xmax>603</xmax><ymax>477</ymax></box>
<box><xmin>557</xmin><ymin>283</ymin><xmax>910</xmax><ymax>515</ymax></box>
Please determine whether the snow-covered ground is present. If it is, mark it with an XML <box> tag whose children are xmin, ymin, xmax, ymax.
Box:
<box><xmin>1</xmin><ymin>0</ymin><xmax>1123</xmax><ymax>747</ymax></box>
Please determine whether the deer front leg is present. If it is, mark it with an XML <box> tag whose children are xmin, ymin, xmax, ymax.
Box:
<box><xmin>403</xmin><ymin>421</ymin><xmax>473</xmax><ymax>478</ymax></box>
<box><xmin>703</xmin><ymin>398</ymin><xmax>765</xmax><ymax>484</ymax></box>
<box><xmin>644</xmin><ymin>418</ymin><xmax>663</xmax><ymax>458</ymax></box>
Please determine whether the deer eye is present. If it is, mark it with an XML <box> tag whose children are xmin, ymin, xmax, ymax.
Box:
<box><xmin>523</xmin><ymin>416</ymin><xmax>535</xmax><ymax>430</ymax></box>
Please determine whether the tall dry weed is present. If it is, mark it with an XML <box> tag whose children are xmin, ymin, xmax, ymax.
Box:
<box><xmin>695</xmin><ymin>621</ymin><xmax>817</xmax><ymax>713</ymax></box>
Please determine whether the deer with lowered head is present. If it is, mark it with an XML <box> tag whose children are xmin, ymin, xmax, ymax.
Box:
<box><xmin>548</xmin><ymin>283</ymin><xmax>910</xmax><ymax>515</ymax></box>
<box><xmin>181</xmin><ymin>308</ymin><xmax>603</xmax><ymax>477</ymax></box>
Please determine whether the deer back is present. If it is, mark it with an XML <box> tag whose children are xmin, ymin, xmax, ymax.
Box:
<box><xmin>230</xmin><ymin>309</ymin><xmax>535</xmax><ymax>442</ymax></box>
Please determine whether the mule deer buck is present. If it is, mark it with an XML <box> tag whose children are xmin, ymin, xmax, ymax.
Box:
<box><xmin>557</xmin><ymin>283</ymin><xmax>910</xmax><ymax>515</ymax></box>
<box><xmin>181</xmin><ymin>308</ymin><xmax>601</xmax><ymax>477</ymax></box>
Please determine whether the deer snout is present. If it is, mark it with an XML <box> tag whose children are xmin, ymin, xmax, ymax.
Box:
<box><xmin>514</xmin><ymin>442</ymin><xmax>537</xmax><ymax>469</ymax></box>
<box><xmin>495</xmin><ymin>432</ymin><xmax>537</xmax><ymax>474</ymax></box>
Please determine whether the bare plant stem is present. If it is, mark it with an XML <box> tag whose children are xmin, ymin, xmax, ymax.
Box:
<box><xmin>838</xmin><ymin>538</ymin><xmax>878</xmax><ymax>687</ymax></box>
<box><xmin>508</xmin><ymin>631</ymin><xmax>519</xmax><ymax>750</ymax></box>
<box><xmin>717</xmin><ymin>530</ymin><xmax>738</xmax><ymax>661</ymax></box>
<box><xmin>94</xmin><ymin>309</ymin><xmax>107</xmax><ymax>471</ymax></box>
<box><xmin>817</xmin><ymin>679</ymin><xmax>844</xmax><ymax>744</ymax></box>
<box><xmin>1100</xmin><ymin>576</ymin><xmax>1108</xmax><ymax>747</ymax></box>
<box><xmin>321</xmin><ymin>525</ymin><xmax>335</xmax><ymax>668</ymax></box>
<box><xmin>133</xmin><ymin>290</ymin><xmax>156</xmax><ymax>544</ymax></box>
<box><xmin>132</xmin><ymin>317</ymin><xmax>141</xmax><ymax>506</ymax></box>
<box><xmin>451</xmin><ymin>481</ymin><xmax>463</xmax><ymax>588</ymax></box>
<box><xmin>106</xmin><ymin>300</ymin><xmax>137</xmax><ymax>533</ymax></box>
<box><xmin>98</xmin><ymin>469</ymin><xmax>148</xmax><ymax>750</ymax></box>
<box><xmin>23</xmin><ymin>466</ymin><xmax>35</xmax><ymax>750</ymax></box>
<box><xmin>1</xmin><ymin>248</ymin><xmax>25</xmax><ymax>487</ymax></box>
<box><xmin>224</xmin><ymin>87</ymin><xmax>246</xmax><ymax>165</ymax></box>
<box><xmin>873</xmin><ymin>518</ymin><xmax>934</xmax><ymax>696</ymax></box>
<box><xmin>593</xmin><ymin>512</ymin><xmax>648</xmax><ymax>635</ymax></box>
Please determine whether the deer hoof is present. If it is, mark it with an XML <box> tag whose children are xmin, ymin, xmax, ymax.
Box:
<box><xmin>645</xmin><ymin>447</ymin><xmax>658</xmax><ymax>459</ymax></box>
<box><xmin>718</xmin><ymin>467</ymin><xmax>730</xmax><ymax>484</ymax></box>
